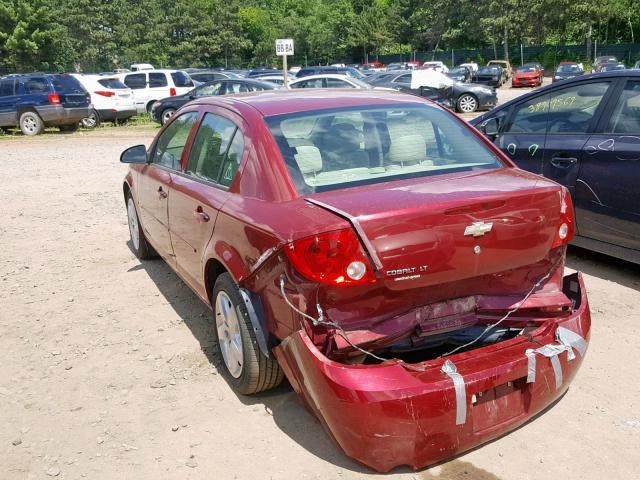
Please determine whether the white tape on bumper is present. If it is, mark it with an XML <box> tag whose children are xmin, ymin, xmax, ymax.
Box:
<box><xmin>441</xmin><ymin>359</ymin><xmax>466</xmax><ymax>425</ymax></box>
<box><xmin>525</xmin><ymin>328</ymin><xmax>587</xmax><ymax>390</ymax></box>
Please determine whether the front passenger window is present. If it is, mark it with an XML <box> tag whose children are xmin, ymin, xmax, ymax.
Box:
<box><xmin>608</xmin><ymin>81</ymin><xmax>640</xmax><ymax>133</ymax></box>
<box><xmin>152</xmin><ymin>112</ymin><xmax>198</xmax><ymax>169</ymax></box>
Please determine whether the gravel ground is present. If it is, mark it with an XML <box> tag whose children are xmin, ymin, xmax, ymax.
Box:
<box><xmin>1</xmin><ymin>89</ymin><xmax>639</xmax><ymax>479</ymax></box>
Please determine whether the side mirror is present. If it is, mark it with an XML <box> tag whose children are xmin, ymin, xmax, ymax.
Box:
<box><xmin>480</xmin><ymin>117</ymin><xmax>500</xmax><ymax>137</ymax></box>
<box><xmin>189</xmin><ymin>94</ymin><xmax>196</xmax><ymax>100</ymax></box>
<box><xmin>120</xmin><ymin>145</ymin><xmax>148</xmax><ymax>164</ymax></box>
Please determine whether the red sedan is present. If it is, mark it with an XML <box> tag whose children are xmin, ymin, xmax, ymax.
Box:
<box><xmin>121</xmin><ymin>90</ymin><xmax>590</xmax><ymax>472</ymax></box>
<box><xmin>511</xmin><ymin>62</ymin><xmax>544</xmax><ymax>87</ymax></box>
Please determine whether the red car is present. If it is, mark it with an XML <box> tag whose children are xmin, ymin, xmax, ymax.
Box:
<box><xmin>121</xmin><ymin>90</ymin><xmax>590</xmax><ymax>472</ymax></box>
<box><xmin>511</xmin><ymin>62</ymin><xmax>544</xmax><ymax>87</ymax></box>
<box><xmin>362</xmin><ymin>61</ymin><xmax>384</xmax><ymax>70</ymax></box>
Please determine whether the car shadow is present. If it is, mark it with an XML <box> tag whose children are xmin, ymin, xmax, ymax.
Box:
<box><xmin>127</xmin><ymin>242</ymin><xmax>369</xmax><ymax>473</ymax></box>
<box><xmin>566</xmin><ymin>245</ymin><xmax>640</xmax><ymax>292</ymax></box>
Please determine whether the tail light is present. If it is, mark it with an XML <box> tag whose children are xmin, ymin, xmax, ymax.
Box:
<box><xmin>94</xmin><ymin>90</ymin><xmax>115</xmax><ymax>97</ymax></box>
<box><xmin>552</xmin><ymin>188</ymin><xmax>575</xmax><ymax>248</ymax></box>
<box><xmin>169</xmin><ymin>87</ymin><xmax>176</xmax><ymax>96</ymax></box>
<box><xmin>47</xmin><ymin>94</ymin><xmax>60</xmax><ymax>105</ymax></box>
<box><xmin>285</xmin><ymin>228</ymin><xmax>376</xmax><ymax>286</ymax></box>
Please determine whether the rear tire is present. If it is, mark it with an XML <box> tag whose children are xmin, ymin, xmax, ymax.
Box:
<box><xmin>126</xmin><ymin>192</ymin><xmax>155</xmax><ymax>259</ymax></box>
<box><xmin>212</xmin><ymin>273</ymin><xmax>283</xmax><ymax>395</ymax></box>
<box><xmin>19</xmin><ymin>111</ymin><xmax>44</xmax><ymax>136</ymax></box>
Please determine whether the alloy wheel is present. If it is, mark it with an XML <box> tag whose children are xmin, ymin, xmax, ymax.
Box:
<box><xmin>458</xmin><ymin>95</ymin><xmax>478</xmax><ymax>113</ymax></box>
<box><xmin>127</xmin><ymin>197</ymin><xmax>140</xmax><ymax>251</ymax></box>
<box><xmin>215</xmin><ymin>291</ymin><xmax>244</xmax><ymax>378</ymax></box>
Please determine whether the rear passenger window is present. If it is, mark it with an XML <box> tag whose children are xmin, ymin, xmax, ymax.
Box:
<box><xmin>608</xmin><ymin>81</ymin><xmax>640</xmax><ymax>134</ymax></box>
<box><xmin>219</xmin><ymin>131</ymin><xmax>245</xmax><ymax>187</ymax></box>
<box><xmin>24</xmin><ymin>78</ymin><xmax>48</xmax><ymax>94</ymax></box>
<box><xmin>326</xmin><ymin>78</ymin><xmax>350</xmax><ymax>88</ymax></box>
<box><xmin>124</xmin><ymin>74</ymin><xmax>146</xmax><ymax>89</ymax></box>
<box><xmin>225</xmin><ymin>82</ymin><xmax>250</xmax><ymax>94</ymax></box>
<box><xmin>152</xmin><ymin>112</ymin><xmax>198</xmax><ymax>169</ymax></box>
<box><xmin>0</xmin><ymin>79</ymin><xmax>14</xmax><ymax>96</ymax></box>
<box><xmin>186</xmin><ymin>113</ymin><xmax>238</xmax><ymax>184</ymax></box>
<box><xmin>149</xmin><ymin>73</ymin><xmax>168</xmax><ymax>88</ymax></box>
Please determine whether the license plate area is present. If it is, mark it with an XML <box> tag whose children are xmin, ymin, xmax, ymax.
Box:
<box><xmin>472</xmin><ymin>377</ymin><xmax>527</xmax><ymax>432</ymax></box>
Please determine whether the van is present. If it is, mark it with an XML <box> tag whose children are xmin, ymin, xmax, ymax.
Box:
<box><xmin>117</xmin><ymin>69</ymin><xmax>194</xmax><ymax>114</ymax></box>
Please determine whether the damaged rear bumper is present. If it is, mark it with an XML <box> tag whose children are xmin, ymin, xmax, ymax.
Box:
<box><xmin>273</xmin><ymin>273</ymin><xmax>590</xmax><ymax>472</ymax></box>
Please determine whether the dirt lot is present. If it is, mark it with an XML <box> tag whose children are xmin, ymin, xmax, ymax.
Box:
<box><xmin>1</xmin><ymin>112</ymin><xmax>639</xmax><ymax>479</ymax></box>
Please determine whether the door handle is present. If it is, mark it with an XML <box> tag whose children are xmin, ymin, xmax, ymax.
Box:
<box><xmin>194</xmin><ymin>206</ymin><xmax>210</xmax><ymax>223</ymax></box>
<box><xmin>157</xmin><ymin>186</ymin><xmax>168</xmax><ymax>199</ymax></box>
<box><xmin>550</xmin><ymin>155</ymin><xmax>578</xmax><ymax>168</ymax></box>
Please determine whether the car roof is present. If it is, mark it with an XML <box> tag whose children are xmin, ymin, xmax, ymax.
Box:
<box><xmin>290</xmin><ymin>74</ymin><xmax>353</xmax><ymax>81</ymax></box>
<box><xmin>191</xmin><ymin>89</ymin><xmax>430</xmax><ymax>117</ymax></box>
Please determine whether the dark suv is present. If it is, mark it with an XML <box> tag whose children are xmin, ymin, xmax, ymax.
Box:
<box><xmin>0</xmin><ymin>73</ymin><xmax>90</xmax><ymax>135</ymax></box>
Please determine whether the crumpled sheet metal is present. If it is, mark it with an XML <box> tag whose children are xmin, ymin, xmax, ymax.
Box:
<box><xmin>526</xmin><ymin>326</ymin><xmax>587</xmax><ymax>388</ymax></box>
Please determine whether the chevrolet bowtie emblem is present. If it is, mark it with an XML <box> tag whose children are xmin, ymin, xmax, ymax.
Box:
<box><xmin>464</xmin><ymin>221</ymin><xmax>494</xmax><ymax>237</ymax></box>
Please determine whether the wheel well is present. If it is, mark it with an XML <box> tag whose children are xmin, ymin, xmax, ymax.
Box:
<box><xmin>123</xmin><ymin>182</ymin><xmax>131</xmax><ymax>203</ymax></box>
<box><xmin>17</xmin><ymin>107</ymin><xmax>38</xmax><ymax>118</ymax></box>
<box><xmin>146</xmin><ymin>100</ymin><xmax>156</xmax><ymax>113</ymax></box>
<box><xmin>205</xmin><ymin>259</ymin><xmax>228</xmax><ymax>305</ymax></box>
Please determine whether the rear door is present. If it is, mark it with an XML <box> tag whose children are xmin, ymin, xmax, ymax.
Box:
<box><xmin>137</xmin><ymin>112</ymin><xmax>198</xmax><ymax>261</ymax></box>
<box><xmin>575</xmin><ymin>78</ymin><xmax>640</xmax><ymax>250</ymax></box>
<box><xmin>168</xmin><ymin>111</ymin><xmax>245</xmax><ymax>294</ymax></box>
<box><xmin>123</xmin><ymin>73</ymin><xmax>148</xmax><ymax>112</ymax></box>
<box><xmin>0</xmin><ymin>78</ymin><xmax>16</xmax><ymax>126</ymax></box>
<box><xmin>148</xmin><ymin>72</ymin><xmax>169</xmax><ymax>103</ymax></box>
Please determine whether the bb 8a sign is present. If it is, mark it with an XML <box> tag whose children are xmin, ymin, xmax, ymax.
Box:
<box><xmin>275</xmin><ymin>39</ymin><xmax>294</xmax><ymax>56</ymax></box>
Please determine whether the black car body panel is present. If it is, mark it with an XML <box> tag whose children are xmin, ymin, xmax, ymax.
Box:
<box><xmin>470</xmin><ymin>70</ymin><xmax>640</xmax><ymax>264</ymax></box>
<box><xmin>150</xmin><ymin>79</ymin><xmax>275</xmax><ymax>124</ymax></box>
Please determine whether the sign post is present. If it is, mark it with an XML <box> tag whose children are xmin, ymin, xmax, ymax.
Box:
<box><xmin>275</xmin><ymin>38</ymin><xmax>294</xmax><ymax>88</ymax></box>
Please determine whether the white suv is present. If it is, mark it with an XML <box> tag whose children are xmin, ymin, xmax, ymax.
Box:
<box><xmin>72</xmin><ymin>74</ymin><xmax>136</xmax><ymax>127</ymax></box>
<box><xmin>117</xmin><ymin>69</ymin><xmax>194</xmax><ymax>114</ymax></box>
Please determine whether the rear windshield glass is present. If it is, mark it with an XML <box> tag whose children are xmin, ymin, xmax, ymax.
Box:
<box><xmin>516</xmin><ymin>65</ymin><xmax>537</xmax><ymax>72</ymax></box>
<box><xmin>266</xmin><ymin>104</ymin><xmax>502</xmax><ymax>194</ymax></box>
<box><xmin>171</xmin><ymin>71</ymin><xmax>194</xmax><ymax>88</ymax></box>
<box><xmin>97</xmin><ymin>78</ymin><xmax>128</xmax><ymax>89</ymax></box>
<box><xmin>557</xmin><ymin>64</ymin><xmax>581</xmax><ymax>73</ymax></box>
<box><xmin>478</xmin><ymin>67</ymin><xmax>499</xmax><ymax>74</ymax></box>
<box><xmin>51</xmin><ymin>75</ymin><xmax>84</xmax><ymax>93</ymax></box>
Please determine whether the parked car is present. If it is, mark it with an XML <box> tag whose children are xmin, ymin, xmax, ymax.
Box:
<box><xmin>633</xmin><ymin>60</ymin><xmax>640</xmax><ymax>70</ymax></box>
<box><xmin>361</xmin><ymin>61</ymin><xmax>384</xmax><ymax>70</ymax></box>
<box><xmin>487</xmin><ymin>60</ymin><xmax>512</xmax><ymax>80</ymax></box>
<box><xmin>471</xmin><ymin>70</ymin><xmax>640</xmax><ymax>263</ymax></box>
<box><xmin>187</xmin><ymin>70</ymin><xmax>242</xmax><ymax>83</ymax></box>
<box><xmin>459</xmin><ymin>62</ymin><xmax>479</xmax><ymax>73</ymax></box>
<box><xmin>0</xmin><ymin>73</ymin><xmax>90</xmax><ymax>135</ymax></box>
<box><xmin>150</xmin><ymin>78</ymin><xmax>275</xmax><ymax>124</ymax></box>
<box><xmin>600</xmin><ymin>62</ymin><xmax>626</xmax><ymax>72</ymax></box>
<box><xmin>296</xmin><ymin>66</ymin><xmax>366</xmax><ymax>79</ymax></box>
<box><xmin>553</xmin><ymin>62</ymin><xmax>584</xmax><ymax>83</ymax></box>
<box><xmin>592</xmin><ymin>56</ymin><xmax>618</xmax><ymax>73</ymax></box>
<box><xmin>117</xmin><ymin>69</ymin><xmax>194</xmax><ymax>114</ymax></box>
<box><xmin>406</xmin><ymin>60</ymin><xmax>422</xmax><ymax>69</ymax></box>
<box><xmin>130</xmin><ymin>63</ymin><xmax>154</xmax><ymax>72</ymax></box>
<box><xmin>288</xmin><ymin>74</ymin><xmax>372</xmax><ymax>90</ymax></box>
<box><xmin>386</xmin><ymin>62</ymin><xmax>408</xmax><ymax>71</ymax></box>
<box><xmin>420</xmin><ymin>61</ymin><xmax>449</xmax><ymax>73</ymax></box>
<box><xmin>367</xmin><ymin>70</ymin><xmax>497</xmax><ymax>113</ymax></box>
<box><xmin>121</xmin><ymin>89</ymin><xmax>590</xmax><ymax>472</ymax></box>
<box><xmin>254</xmin><ymin>74</ymin><xmax>285</xmax><ymax>86</ymax></box>
<box><xmin>446</xmin><ymin>66</ymin><xmax>472</xmax><ymax>83</ymax></box>
<box><xmin>71</xmin><ymin>74</ymin><xmax>136</xmax><ymax>127</ymax></box>
<box><xmin>247</xmin><ymin>68</ymin><xmax>281</xmax><ymax>78</ymax></box>
<box><xmin>511</xmin><ymin>63</ymin><xmax>544</xmax><ymax>88</ymax></box>
<box><xmin>473</xmin><ymin>65</ymin><xmax>505</xmax><ymax>87</ymax></box>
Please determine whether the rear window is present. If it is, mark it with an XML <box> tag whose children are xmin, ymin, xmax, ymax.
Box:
<box><xmin>149</xmin><ymin>72</ymin><xmax>168</xmax><ymax>88</ymax></box>
<box><xmin>24</xmin><ymin>77</ymin><xmax>49</xmax><ymax>94</ymax></box>
<box><xmin>97</xmin><ymin>78</ymin><xmax>128</xmax><ymax>89</ymax></box>
<box><xmin>0</xmin><ymin>79</ymin><xmax>15</xmax><ymax>96</ymax></box>
<box><xmin>171</xmin><ymin>71</ymin><xmax>194</xmax><ymax>88</ymax></box>
<box><xmin>51</xmin><ymin>75</ymin><xmax>84</xmax><ymax>93</ymax></box>
<box><xmin>124</xmin><ymin>74</ymin><xmax>147</xmax><ymax>89</ymax></box>
<box><xmin>266</xmin><ymin>104</ymin><xmax>502</xmax><ymax>194</ymax></box>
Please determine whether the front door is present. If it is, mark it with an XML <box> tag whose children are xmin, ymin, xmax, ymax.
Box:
<box><xmin>169</xmin><ymin>111</ymin><xmax>246</xmax><ymax>296</ymax></box>
<box><xmin>123</xmin><ymin>73</ymin><xmax>149</xmax><ymax>113</ymax></box>
<box><xmin>575</xmin><ymin>79</ymin><xmax>640</xmax><ymax>250</ymax></box>
<box><xmin>137</xmin><ymin>112</ymin><xmax>198</xmax><ymax>260</ymax></box>
<box><xmin>0</xmin><ymin>78</ymin><xmax>16</xmax><ymax>126</ymax></box>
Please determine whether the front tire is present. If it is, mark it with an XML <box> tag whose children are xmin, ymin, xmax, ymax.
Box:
<box><xmin>212</xmin><ymin>273</ymin><xmax>283</xmax><ymax>395</ymax></box>
<box><xmin>81</xmin><ymin>109</ymin><xmax>101</xmax><ymax>129</ymax></box>
<box><xmin>126</xmin><ymin>192</ymin><xmax>155</xmax><ymax>259</ymax></box>
<box><xmin>456</xmin><ymin>93</ymin><xmax>478</xmax><ymax>113</ymax></box>
<box><xmin>161</xmin><ymin>108</ymin><xmax>176</xmax><ymax>125</ymax></box>
<box><xmin>19</xmin><ymin>111</ymin><xmax>44</xmax><ymax>136</ymax></box>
